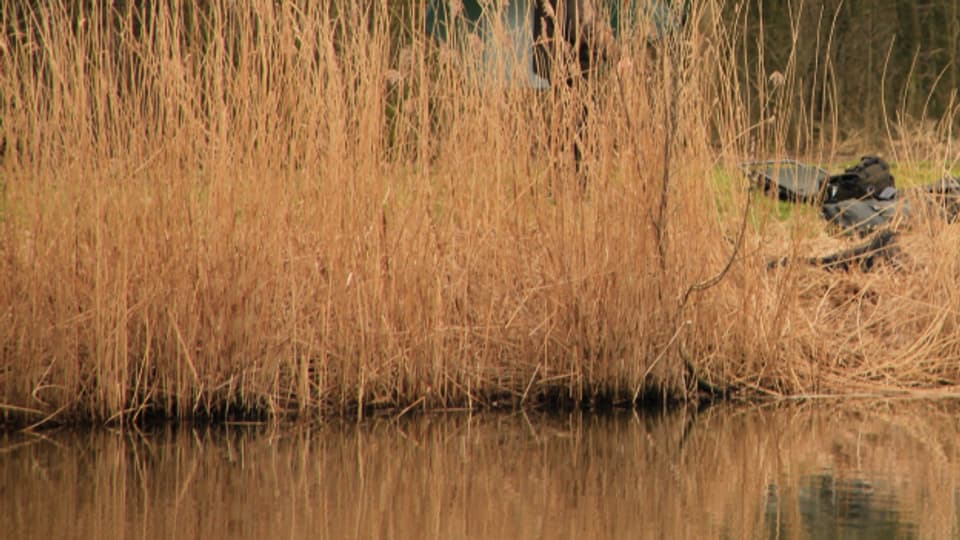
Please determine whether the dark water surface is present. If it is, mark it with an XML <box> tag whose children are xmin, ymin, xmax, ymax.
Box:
<box><xmin>3</xmin><ymin>402</ymin><xmax>959</xmax><ymax>539</ymax></box>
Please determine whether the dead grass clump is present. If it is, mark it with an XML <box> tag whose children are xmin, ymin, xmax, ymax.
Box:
<box><xmin>2</xmin><ymin>1</ymin><xmax>960</xmax><ymax>426</ymax></box>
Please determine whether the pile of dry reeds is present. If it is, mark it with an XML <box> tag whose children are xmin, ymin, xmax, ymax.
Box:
<box><xmin>1</xmin><ymin>1</ymin><xmax>959</xmax><ymax>426</ymax></box>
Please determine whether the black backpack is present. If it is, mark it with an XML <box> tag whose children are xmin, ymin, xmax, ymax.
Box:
<box><xmin>824</xmin><ymin>155</ymin><xmax>897</xmax><ymax>203</ymax></box>
<box><xmin>819</xmin><ymin>156</ymin><xmax>902</xmax><ymax>235</ymax></box>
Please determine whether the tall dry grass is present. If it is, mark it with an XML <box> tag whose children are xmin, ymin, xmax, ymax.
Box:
<box><xmin>1</xmin><ymin>0</ymin><xmax>959</xmax><ymax>426</ymax></box>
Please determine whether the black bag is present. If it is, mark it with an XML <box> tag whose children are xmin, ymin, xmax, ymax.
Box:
<box><xmin>745</xmin><ymin>155</ymin><xmax>906</xmax><ymax>237</ymax></box>
<box><xmin>824</xmin><ymin>155</ymin><xmax>897</xmax><ymax>203</ymax></box>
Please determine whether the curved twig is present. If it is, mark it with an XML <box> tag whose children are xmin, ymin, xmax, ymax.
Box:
<box><xmin>679</xmin><ymin>189</ymin><xmax>752</xmax><ymax>311</ymax></box>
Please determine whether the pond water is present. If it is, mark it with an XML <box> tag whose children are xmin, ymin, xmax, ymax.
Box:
<box><xmin>3</xmin><ymin>401</ymin><xmax>959</xmax><ymax>539</ymax></box>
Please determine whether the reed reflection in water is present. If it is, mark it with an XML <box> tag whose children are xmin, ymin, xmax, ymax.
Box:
<box><xmin>3</xmin><ymin>402</ymin><xmax>959</xmax><ymax>539</ymax></box>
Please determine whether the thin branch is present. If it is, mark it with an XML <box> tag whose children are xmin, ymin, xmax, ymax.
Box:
<box><xmin>679</xmin><ymin>188</ymin><xmax>752</xmax><ymax>311</ymax></box>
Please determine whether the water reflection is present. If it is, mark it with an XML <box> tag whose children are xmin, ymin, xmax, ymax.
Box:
<box><xmin>790</xmin><ymin>474</ymin><xmax>909</xmax><ymax>539</ymax></box>
<box><xmin>2</xmin><ymin>402</ymin><xmax>959</xmax><ymax>539</ymax></box>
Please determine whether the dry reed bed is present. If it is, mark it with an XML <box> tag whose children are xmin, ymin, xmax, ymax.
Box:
<box><xmin>1</xmin><ymin>1</ymin><xmax>959</xmax><ymax>425</ymax></box>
